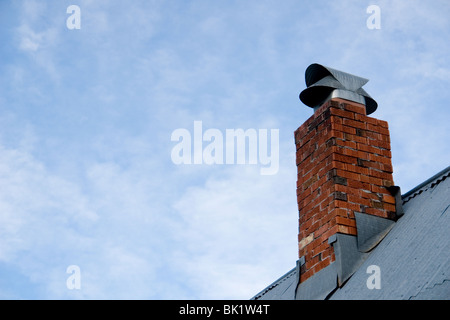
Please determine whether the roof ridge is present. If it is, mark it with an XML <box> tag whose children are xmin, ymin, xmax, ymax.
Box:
<box><xmin>402</xmin><ymin>166</ymin><xmax>450</xmax><ymax>204</ymax></box>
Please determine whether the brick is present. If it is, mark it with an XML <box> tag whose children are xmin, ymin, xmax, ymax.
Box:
<box><xmin>366</xmin><ymin>123</ymin><xmax>380</xmax><ymax>133</ymax></box>
<box><xmin>332</xmin><ymin>153</ymin><xmax>358</xmax><ymax>165</ymax></box>
<box><xmin>343</xmin><ymin>118</ymin><xmax>366</xmax><ymax>130</ymax></box>
<box><xmin>341</xmin><ymin>148</ymin><xmax>368</xmax><ymax>159</ymax></box>
<box><xmin>377</xmin><ymin>119</ymin><xmax>389</xmax><ymax>128</ymax></box>
<box><xmin>360</xmin><ymin>189</ymin><xmax>381</xmax><ymax>200</ymax></box>
<box><xmin>357</xmin><ymin>143</ymin><xmax>382</xmax><ymax>155</ymax></box>
<box><xmin>368</xmin><ymin>153</ymin><xmax>392</xmax><ymax>165</ymax></box>
<box><xmin>335</xmin><ymin>199</ymin><xmax>361</xmax><ymax>212</ymax></box>
<box><xmin>368</xmin><ymin>176</ymin><xmax>383</xmax><ymax>186</ymax></box>
<box><xmin>371</xmin><ymin>184</ymin><xmax>389</xmax><ymax>194</ymax></box>
<box><xmin>300</xmin><ymin>269</ymin><xmax>314</xmax><ymax>281</ymax></box>
<box><xmin>370</xmin><ymin>199</ymin><xmax>385</xmax><ymax>209</ymax></box>
<box><xmin>360</xmin><ymin>174</ymin><xmax>370</xmax><ymax>183</ymax></box>
<box><xmin>332</xmin><ymin>123</ymin><xmax>357</xmax><ymax>135</ymax></box>
<box><xmin>335</xmin><ymin>139</ymin><xmax>357</xmax><ymax>149</ymax></box>
<box><xmin>329</xmin><ymin>107</ymin><xmax>355</xmax><ymax>119</ymax></box>
<box><xmin>334</xmin><ymin>184</ymin><xmax>358</xmax><ymax>195</ymax></box>
<box><xmin>346</xmin><ymin>164</ymin><xmax>369</xmax><ymax>175</ymax></box>
<box><xmin>333</xmin><ymin>208</ymin><xmax>348</xmax><ymax>219</ymax></box>
<box><xmin>319</xmin><ymin>209</ymin><xmax>337</xmax><ymax>225</ymax></box>
<box><xmin>382</xmin><ymin>179</ymin><xmax>394</xmax><ymax>187</ymax></box>
<box><xmin>371</xmin><ymin>125</ymin><xmax>390</xmax><ymax>136</ymax></box>
<box><xmin>332</xmin><ymin>176</ymin><xmax>348</xmax><ymax>186</ymax></box>
<box><xmin>337</xmin><ymin>225</ymin><xmax>357</xmax><ymax>235</ymax></box>
<box><xmin>323</xmin><ymin>225</ymin><xmax>339</xmax><ymax>240</ymax></box>
<box><xmin>343</xmin><ymin>103</ymin><xmax>366</xmax><ymax>115</ymax></box>
<box><xmin>363</xmin><ymin>130</ymin><xmax>381</xmax><ymax>141</ymax></box>
<box><xmin>299</xmin><ymin>234</ymin><xmax>314</xmax><ymax>250</ymax></box>
<box><xmin>312</xmin><ymin>241</ymin><xmax>331</xmax><ymax>257</ymax></box>
<box><xmin>305</xmin><ymin>254</ymin><xmax>320</xmax><ymax>271</ymax></box>
<box><xmin>369</xmin><ymin>168</ymin><xmax>393</xmax><ymax>180</ymax></box>
<box><xmin>355</xmin><ymin>113</ymin><xmax>378</xmax><ymax>126</ymax></box>
<box><xmin>336</xmin><ymin>169</ymin><xmax>361</xmax><ymax>182</ymax></box>
<box><xmin>380</xmin><ymin>133</ymin><xmax>391</xmax><ymax>143</ymax></box>
<box><xmin>360</xmin><ymin>159</ymin><xmax>384</xmax><ymax>171</ymax></box>
<box><xmin>382</xmin><ymin>163</ymin><xmax>393</xmax><ymax>173</ymax></box>
<box><xmin>343</xmin><ymin>133</ymin><xmax>368</xmax><ymax>144</ymax></box>
<box><xmin>383</xmin><ymin>194</ymin><xmax>396</xmax><ymax>204</ymax></box>
<box><xmin>347</xmin><ymin>179</ymin><xmax>371</xmax><ymax>191</ymax></box>
<box><xmin>329</xmin><ymin>129</ymin><xmax>345</xmax><ymax>140</ymax></box>
<box><xmin>365</xmin><ymin>207</ymin><xmax>389</xmax><ymax>218</ymax></box>
<box><xmin>303</xmin><ymin>174</ymin><xmax>319</xmax><ymax>189</ymax></box>
<box><xmin>315</xmin><ymin>223</ymin><xmax>330</xmax><ymax>238</ymax></box>
<box><xmin>315</xmin><ymin>100</ymin><xmax>332</xmax><ymax>115</ymax></box>
<box><xmin>314</xmin><ymin>258</ymin><xmax>332</xmax><ymax>274</ymax></box>
<box><xmin>347</xmin><ymin>194</ymin><xmax>371</xmax><ymax>207</ymax></box>
<box><xmin>384</xmin><ymin>203</ymin><xmax>396</xmax><ymax>212</ymax></box>
<box><xmin>369</xmin><ymin>139</ymin><xmax>391</xmax><ymax>150</ymax></box>
<box><xmin>336</xmin><ymin>216</ymin><xmax>357</xmax><ymax>227</ymax></box>
<box><xmin>333</xmin><ymin>191</ymin><xmax>348</xmax><ymax>201</ymax></box>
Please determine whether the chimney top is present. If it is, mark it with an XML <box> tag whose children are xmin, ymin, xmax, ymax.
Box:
<box><xmin>299</xmin><ymin>63</ymin><xmax>378</xmax><ymax>115</ymax></box>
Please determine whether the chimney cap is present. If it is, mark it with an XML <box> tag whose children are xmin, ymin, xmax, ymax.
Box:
<box><xmin>300</xmin><ymin>63</ymin><xmax>378</xmax><ymax>115</ymax></box>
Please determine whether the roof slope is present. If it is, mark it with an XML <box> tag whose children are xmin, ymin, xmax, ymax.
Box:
<box><xmin>252</xmin><ymin>166</ymin><xmax>450</xmax><ymax>300</ymax></box>
<box><xmin>251</xmin><ymin>268</ymin><xmax>297</xmax><ymax>300</ymax></box>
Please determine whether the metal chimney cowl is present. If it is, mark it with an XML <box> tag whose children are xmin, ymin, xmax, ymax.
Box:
<box><xmin>299</xmin><ymin>63</ymin><xmax>378</xmax><ymax>115</ymax></box>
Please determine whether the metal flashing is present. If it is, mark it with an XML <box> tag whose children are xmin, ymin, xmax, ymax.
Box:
<box><xmin>387</xmin><ymin>185</ymin><xmax>404</xmax><ymax>218</ymax></box>
<box><xmin>298</xmin><ymin>256</ymin><xmax>305</xmax><ymax>266</ymax></box>
<box><xmin>332</xmin><ymin>233</ymin><xmax>369</xmax><ymax>286</ymax></box>
<box><xmin>295</xmin><ymin>262</ymin><xmax>338</xmax><ymax>300</ymax></box>
<box><xmin>328</xmin><ymin>234</ymin><xmax>337</xmax><ymax>245</ymax></box>
<box><xmin>354</xmin><ymin>212</ymin><xmax>395</xmax><ymax>253</ymax></box>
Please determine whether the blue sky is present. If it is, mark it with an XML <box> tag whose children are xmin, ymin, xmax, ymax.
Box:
<box><xmin>0</xmin><ymin>0</ymin><xmax>449</xmax><ymax>299</ymax></box>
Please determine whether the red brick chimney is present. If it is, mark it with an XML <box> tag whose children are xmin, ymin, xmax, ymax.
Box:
<box><xmin>294</xmin><ymin>64</ymin><xmax>398</xmax><ymax>286</ymax></box>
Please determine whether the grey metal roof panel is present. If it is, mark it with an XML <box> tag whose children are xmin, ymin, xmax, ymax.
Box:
<box><xmin>410</xmin><ymin>280</ymin><xmax>450</xmax><ymax>300</ymax></box>
<box><xmin>251</xmin><ymin>267</ymin><xmax>297</xmax><ymax>300</ymax></box>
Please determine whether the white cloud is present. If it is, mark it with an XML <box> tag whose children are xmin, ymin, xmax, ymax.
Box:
<box><xmin>0</xmin><ymin>136</ymin><xmax>175</xmax><ymax>298</ymax></box>
<box><xmin>172</xmin><ymin>151</ymin><xmax>298</xmax><ymax>299</ymax></box>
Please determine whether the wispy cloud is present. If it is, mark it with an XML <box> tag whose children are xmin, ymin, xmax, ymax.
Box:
<box><xmin>172</xmin><ymin>162</ymin><xmax>298</xmax><ymax>299</ymax></box>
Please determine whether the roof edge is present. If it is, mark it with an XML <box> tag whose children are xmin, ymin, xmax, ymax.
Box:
<box><xmin>402</xmin><ymin>165</ymin><xmax>450</xmax><ymax>203</ymax></box>
<box><xmin>250</xmin><ymin>267</ymin><xmax>297</xmax><ymax>300</ymax></box>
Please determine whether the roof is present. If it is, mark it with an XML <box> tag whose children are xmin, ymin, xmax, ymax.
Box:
<box><xmin>251</xmin><ymin>268</ymin><xmax>297</xmax><ymax>300</ymax></box>
<box><xmin>252</xmin><ymin>165</ymin><xmax>450</xmax><ymax>300</ymax></box>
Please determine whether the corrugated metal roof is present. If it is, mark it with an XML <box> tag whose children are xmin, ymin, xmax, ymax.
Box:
<box><xmin>252</xmin><ymin>166</ymin><xmax>450</xmax><ymax>300</ymax></box>
<box><xmin>251</xmin><ymin>267</ymin><xmax>297</xmax><ymax>300</ymax></box>
<box><xmin>402</xmin><ymin>166</ymin><xmax>450</xmax><ymax>203</ymax></box>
